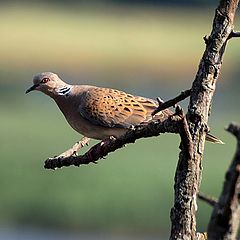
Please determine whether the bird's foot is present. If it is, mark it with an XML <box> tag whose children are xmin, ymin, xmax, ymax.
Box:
<box><xmin>100</xmin><ymin>136</ymin><xmax>116</xmax><ymax>146</ymax></box>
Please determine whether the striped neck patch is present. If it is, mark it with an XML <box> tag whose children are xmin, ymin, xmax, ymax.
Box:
<box><xmin>56</xmin><ymin>86</ymin><xmax>72</xmax><ymax>95</ymax></box>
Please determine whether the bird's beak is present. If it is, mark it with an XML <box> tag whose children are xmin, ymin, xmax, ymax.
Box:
<box><xmin>25</xmin><ymin>84</ymin><xmax>39</xmax><ymax>94</ymax></box>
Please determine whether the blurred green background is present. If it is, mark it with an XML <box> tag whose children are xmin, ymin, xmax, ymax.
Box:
<box><xmin>0</xmin><ymin>1</ymin><xmax>240</xmax><ymax>239</ymax></box>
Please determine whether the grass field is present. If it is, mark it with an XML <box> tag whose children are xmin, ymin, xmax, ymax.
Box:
<box><xmin>0</xmin><ymin>2</ymin><xmax>240</xmax><ymax>236</ymax></box>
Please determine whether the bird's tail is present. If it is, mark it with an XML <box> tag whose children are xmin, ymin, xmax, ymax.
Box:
<box><xmin>151</xmin><ymin>105</ymin><xmax>224</xmax><ymax>144</ymax></box>
<box><xmin>206</xmin><ymin>133</ymin><xmax>224</xmax><ymax>144</ymax></box>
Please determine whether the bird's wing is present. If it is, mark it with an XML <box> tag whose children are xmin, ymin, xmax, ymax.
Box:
<box><xmin>78</xmin><ymin>87</ymin><xmax>171</xmax><ymax>128</ymax></box>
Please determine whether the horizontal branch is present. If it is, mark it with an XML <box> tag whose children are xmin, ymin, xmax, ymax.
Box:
<box><xmin>152</xmin><ymin>89</ymin><xmax>191</xmax><ymax>116</ymax></box>
<box><xmin>44</xmin><ymin>108</ymin><xmax>184</xmax><ymax>170</ymax></box>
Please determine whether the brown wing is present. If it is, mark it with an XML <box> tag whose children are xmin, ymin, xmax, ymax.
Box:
<box><xmin>79</xmin><ymin>87</ymin><xmax>171</xmax><ymax>128</ymax></box>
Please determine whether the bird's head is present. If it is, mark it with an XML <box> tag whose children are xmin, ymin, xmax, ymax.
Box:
<box><xmin>26</xmin><ymin>72</ymin><xmax>68</xmax><ymax>96</ymax></box>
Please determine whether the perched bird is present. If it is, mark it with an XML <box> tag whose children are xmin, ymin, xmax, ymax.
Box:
<box><xmin>26</xmin><ymin>72</ymin><xmax>222</xmax><ymax>143</ymax></box>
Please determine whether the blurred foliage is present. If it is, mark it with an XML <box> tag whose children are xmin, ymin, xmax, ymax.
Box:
<box><xmin>0</xmin><ymin>2</ymin><xmax>240</xmax><ymax>237</ymax></box>
<box><xmin>3</xmin><ymin>0</ymin><xmax>219</xmax><ymax>7</ymax></box>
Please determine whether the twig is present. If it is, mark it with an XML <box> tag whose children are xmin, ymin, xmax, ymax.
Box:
<box><xmin>227</xmin><ymin>122</ymin><xmax>240</xmax><ymax>138</ymax></box>
<box><xmin>203</xmin><ymin>35</ymin><xmax>210</xmax><ymax>45</ymax></box>
<box><xmin>152</xmin><ymin>89</ymin><xmax>191</xmax><ymax>116</ymax></box>
<box><xmin>44</xmin><ymin>109</ymin><xmax>183</xmax><ymax>170</ymax></box>
<box><xmin>207</xmin><ymin>122</ymin><xmax>240</xmax><ymax>240</ymax></box>
<box><xmin>56</xmin><ymin>136</ymin><xmax>90</xmax><ymax>158</ymax></box>
<box><xmin>198</xmin><ymin>192</ymin><xmax>218</xmax><ymax>207</ymax></box>
<box><xmin>228</xmin><ymin>30</ymin><xmax>240</xmax><ymax>39</ymax></box>
<box><xmin>177</xmin><ymin>105</ymin><xmax>193</xmax><ymax>160</ymax></box>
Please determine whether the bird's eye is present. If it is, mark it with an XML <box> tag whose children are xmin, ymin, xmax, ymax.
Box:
<box><xmin>41</xmin><ymin>78</ymin><xmax>50</xmax><ymax>84</ymax></box>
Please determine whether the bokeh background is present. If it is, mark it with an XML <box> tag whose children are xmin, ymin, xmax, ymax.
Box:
<box><xmin>0</xmin><ymin>0</ymin><xmax>240</xmax><ymax>239</ymax></box>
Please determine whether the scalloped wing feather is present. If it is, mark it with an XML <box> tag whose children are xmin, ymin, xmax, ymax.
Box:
<box><xmin>78</xmin><ymin>87</ymin><xmax>172</xmax><ymax>128</ymax></box>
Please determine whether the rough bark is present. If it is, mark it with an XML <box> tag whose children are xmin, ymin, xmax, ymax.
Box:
<box><xmin>207</xmin><ymin>123</ymin><xmax>240</xmax><ymax>240</ymax></box>
<box><xmin>170</xmin><ymin>1</ymin><xmax>239</xmax><ymax>239</ymax></box>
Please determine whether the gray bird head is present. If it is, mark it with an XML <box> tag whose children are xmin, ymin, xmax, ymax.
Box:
<box><xmin>26</xmin><ymin>72</ymin><xmax>67</xmax><ymax>96</ymax></box>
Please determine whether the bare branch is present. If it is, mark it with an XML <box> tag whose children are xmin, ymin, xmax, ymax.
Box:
<box><xmin>152</xmin><ymin>89</ymin><xmax>191</xmax><ymax>116</ymax></box>
<box><xmin>170</xmin><ymin>108</ymin><xmax>194</xmax><ymax>239</ymax></box>
<box><xmin>176</xmin><ymin>106</ymin><xmax>193</xmax><ymax>160</ymax></box>
<box><xmin>228</xmin><ymin>30</ymin><xmax>240</xmax><ymax>39</ymax></box>
<box><xmin>56</xmin><ymin>136</ymin><xmax>90</xmax><ymax>158</ymax></box>
<box><xmin>44</xmin><ymin>110</ymin><xmax>183</xmax><ymax>170</ymax></box>
<box><xmin>203</xmin><ymin>35</ymin><xmax>210</xmax><ymax>45</ymax></box>
<box><xmin>227</xmin><ymin>122</ymin><xmax>240</xmax><ymax>138</ymax></box>
<box><xmin>170</xmin><ymin>0</ymin><xmax>239</xmax><ymax>239</ymax></box>
<box><xmin>198</xmin><ymin>192</ymin><xmax>218</xmax><ymax>207</ymax></box>
<box><xmin>207</xmin><ymin>122</ymin><xmax>240</xmax><ymax>240</ymax></box>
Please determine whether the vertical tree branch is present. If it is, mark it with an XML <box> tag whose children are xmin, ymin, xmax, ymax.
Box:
<box><xmin>170</xmin><ymin>1</ymin><xmax>239</xmax><ymax>239</ymax></box>
<box><xmin>208</xmin><ymin>123</ymin><xmax>240</xmax><ymax>240</ymax></box>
